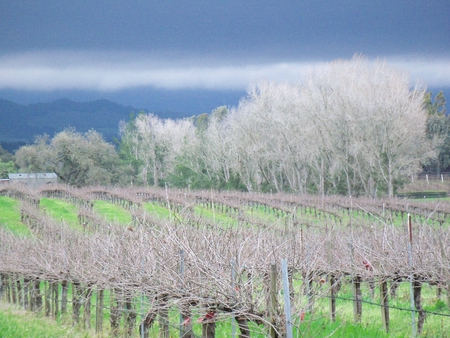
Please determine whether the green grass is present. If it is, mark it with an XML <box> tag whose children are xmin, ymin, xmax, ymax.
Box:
<box><xmin>40</xmin><ymin>198</ymin><xmax>81</xmax><ymax>229</ymax></box>
<box><xmin>0</xmin><ymin>196</ymin><xmax>30</xmax><ymax>236</ymax></box>
<box><xmin>194</xmin><ymin>205</ymin><xmax>237</xmax><ymax>227</ymax></box>
<box><xmin>142</xmin><ymin>202</ymin><xmax>173</xmax><ymax>220</ymax></box>
<box><xmin>289</xmin><ymin>279</ymin><xmax>450</xmax><ymax>338</ymax></box>
<box><xmin>0</xmin><ymin>302</ymin><xmax>93</xmax><ymax>338</ymax></box>
<box><xmin>2</xmin><ymin>278</ymin><xmax>450</xmax><ymax>337</ymax></box>
<box><xmin>409</xmin><ymin>197</ymin><xmax>450</xmax><ymax>202</ymax></box>
<box><xmin>93</xmin><ymin>200</ymin><xmax>133</xmax><ymax>224</ymax></box>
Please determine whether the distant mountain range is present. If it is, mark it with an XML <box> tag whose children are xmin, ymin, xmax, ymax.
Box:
<box><xmin>0</xmin><ymin>98</ymin><xmax>190</xmax><ymax>152</ymax></box>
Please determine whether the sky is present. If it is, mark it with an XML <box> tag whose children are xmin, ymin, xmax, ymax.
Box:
<box><xmin>0</xmin><ymin>0</ymin><xmax>449</xmax><ymax>114</ymax></box>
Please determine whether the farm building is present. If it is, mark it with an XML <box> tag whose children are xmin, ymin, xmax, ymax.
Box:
<box><xmin>8</xmin><ymin>173</ymin><xmax>58</xmax><ymax>186</ymax></box>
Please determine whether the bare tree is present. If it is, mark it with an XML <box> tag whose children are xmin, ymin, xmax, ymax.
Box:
<box><xmin>120</xmin><ymin>113</ymin><xmax>196</xmax><ymax>187</ymax></box>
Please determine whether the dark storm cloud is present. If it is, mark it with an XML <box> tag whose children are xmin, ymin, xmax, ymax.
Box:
<box><xmin>1</xmin><ymin>1</ymin><xmax>448</xmax><ymax>58</ymax></box>
<box><xmin>0</xmin><ymin>1</ymin><xmax>448</xmax><ymax>96</ymax></box>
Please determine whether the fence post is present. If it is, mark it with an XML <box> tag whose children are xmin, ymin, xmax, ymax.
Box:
<box><xmin>52</xmin><ymin>282</ymin><xmax>59</xmax><ymax>320</ymax></box>
<box><xmin>32</xmin><ymin>279</ymin><xmax>42</xmax><ymax>312</ymax></box>
<box><xmin>231</xmin><ymin>259</ymin><xmax>236</xmax><ymax>338</ymax></box>
<box><xmin>73</xmin><ymin>282</ymin><xmax>82</xmax><ymax>326</ymax></box>
<box><xmin>380</xmin><ymin>279</ymin><xmax>389</xmax><ymax>332</ymax></box>
<box><xmin>109</xmin><ymin>289</ymin><xmax>120</xmax><ymax>336</ymax></box>
<box><xmin>179</xmin><ymin>250</ymin><xmax>185</xmax><ymax>338</ymax></box>
<box><xmin>269</xmin><ymin>263</ymin><xmax>278</xmax><ymax>338</ymax></box>
<box><xmin>408</xmin><ymin>214</ymin><xmax>416</xmax><ymax>337</ymax></box>
<box><xmin>45</xmin><ymin>281</ymin><xmax>51</xmax><ymax>317</ymax></box>
<box><xmin>23</xmin><ymin>278</ymin><xmax>30</xmax><ymax>310</ymax></box>
<box><xmin>281</xmin><ymin>259</ymin><xmax>293</xmax><ymax>338</ymax></box>
<box><xmin>95</xmin><ymin>289</ymin><xmax>104</xmax><ymax>334</ymax></box>
<box><xmin>329</xmin><ymin>274</ymin><xmax>336</xmax><ymax>322</ymax></box>
<box><xmin>352</xmin><ymin>276</ymin><xmax>362</xmax><ymax>323</ymax></box>
<box><xmin>61</xmin><ymin>281</ymin><xmax>68</xmax><ymax>314</ymax></box>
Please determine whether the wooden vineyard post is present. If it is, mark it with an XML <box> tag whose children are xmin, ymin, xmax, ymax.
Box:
<box><xmin>0</xmin><ymin>274</ymin><xmax>3</xmax><ymax>301</ymax></box>
<box><xmin>110</xmin><ymin>289</ymin><xmax>121</xmax><ymax>337</ymax></box>
<box><xmin>124</xmin><ymin>295</ymin><xmax>137</xmax><ymax>338</ymax></box>
<box><xmin>31</xmin><ymin>279</ymin><xmax>42</xmax><ymax>312</ymax></box>
<box><xmin>11</xmin><ymin>274</ymin><xmax>17</xmax><ymax>304</ymax></box>
<box><xmin>61</xmin><ymin>281</ymin><xmax>68</xmax><ymax>314</ymax></box>
<box><xmin>407</xmin><ymin>214</ymin><xmax>416</xmax><ymax>337</ymax></box>
<box><xmin>447</xmin><ymin>285</ymin><xmax>450</xmax><ymax>311</ymax></box>
<box><xmin>179</xmin><ymin>250</ymin><xmax>193</xmax><ymax>338</ymax></box>
<box><xmin>380</xmin><ymin>279</ymin><xmax>389</xmax><ymax>332</ymax></box>
<box><xmin>352</xmin><ymin>276</ymin><xmax>362</xmax><ymax>323</ymax></box>
<box><xmin>23</xmin><ymin>278</ymin><xmax>30</xmax><ymax>310</ymax></box>
<box><xmin>281</xmin><ymin>259</ymin><xmax>293</xmax><ymax>338</ymax></box>
<box><xmin>95</xmin><ymin>289</ymin><xmax>104</xmax><ymax>335</ymax></box>
<box><xmin>17</xmin><ymin>277</ymin><xmax>24</xmax><ymax>309</ymax></box>
<box><xmin>269</xmin><ymin>263</ymin><xmax>278</xmax><ymax>338</ymax></box>
<box><xmin>52</xmin><ymin>282</ymin><xmax>59</xmax><ymax>320</ymax></box>
<box><xmin>45</xmin><ymin>281</ymin><xmax>51</xmax><ymax>317</ymax></box>
<box><xmin>329</xmin><ymin>274</ymin><xmax>336</xmax><ymax>322</ymax></box>
<box><xmin>72</xmin><ymin>282</ymin><xmax>82</xmax><ymax>326</ymax></box>
<box><xmin>4</xmin><ymin>274</ymin><xmax>11</xmax><ymax>303</ymax></box>
<box><xmin>231</xmin><ymin>259</ymin><xmax>236</xmax><ymax>338</ymax></box>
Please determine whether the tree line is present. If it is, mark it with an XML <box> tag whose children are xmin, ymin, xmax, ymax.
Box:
<box><xmin>1</xmin><ymin>57</ymin><xmax>448</xmax><ymax>196</ymax></box>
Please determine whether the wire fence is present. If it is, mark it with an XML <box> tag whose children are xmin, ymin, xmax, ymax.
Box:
<box><xmin>2</xmin><ymin>269</ymin><xmax>450</xmax><ymax>337</ymax></box>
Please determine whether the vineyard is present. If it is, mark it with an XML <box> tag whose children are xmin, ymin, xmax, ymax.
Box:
<box><xmin>1</xmin><ymin>184</ymin><xmax>450</xmax><ymax>337</ymax></box>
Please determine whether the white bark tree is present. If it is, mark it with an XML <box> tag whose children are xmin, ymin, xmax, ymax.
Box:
<box><xmin>119</xmin><ymin>113</ymin><xmax>196</xmax><ymax>186</ymax></box>
<box><xmin>225</xmin><ymin>56</ymin><xmax>438</xmax><ymax>196</ymax></box>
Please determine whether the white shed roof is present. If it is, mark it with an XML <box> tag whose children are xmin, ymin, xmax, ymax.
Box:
<box><xmin>8</xmin><ymin>173</ymin><xmax>57</xmax><ymax>179</ymax></box>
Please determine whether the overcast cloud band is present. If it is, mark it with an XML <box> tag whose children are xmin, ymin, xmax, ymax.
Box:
<box><xmin>0</xmin><ymin>52</ymin><xmax>448</xmax><ymax>91</ymax></box>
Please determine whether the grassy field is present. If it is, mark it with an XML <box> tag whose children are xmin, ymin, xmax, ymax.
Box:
<box><xmin>40</xmin><ymin>197</ymin><xmax>81</xmax><ymax>229</ymax></box>
<box><xmin>0</xmin><ymin>196</ymin><xmax>30</xmax><ymax>236</ymax></box>
<box><xmin>0</xmin><ymin>301</ymin><xmax>94</xmax><ymax>338</ymax></box>
<box><xmin>143</xmin><ymin>201</ymin><xmax>174</xmax><ymax>220</ymax></box>
<box><xmin>93</xmin><ymin>200</ymin><xmax>133</xmax><ymax>224</ymax></box>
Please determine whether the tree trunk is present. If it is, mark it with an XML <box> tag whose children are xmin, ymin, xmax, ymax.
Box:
<box><xmin>236</xmin><ymin>317</ymin><xmax>251</xmax><ymax>338</ymax></box>
<box><xmin>124</xmin><ymin>296</ymin><xmax>136</xmax><ymax>338</ymax></box>
<box><xmin>202</xmin><ymin>321</ymin><xmax>216</xmax><ymax>338</ymax></box>
<box><xmin>84</xmin><ymin>288</ymin><xmax>92</xmax><ymax>329</ymax></box>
